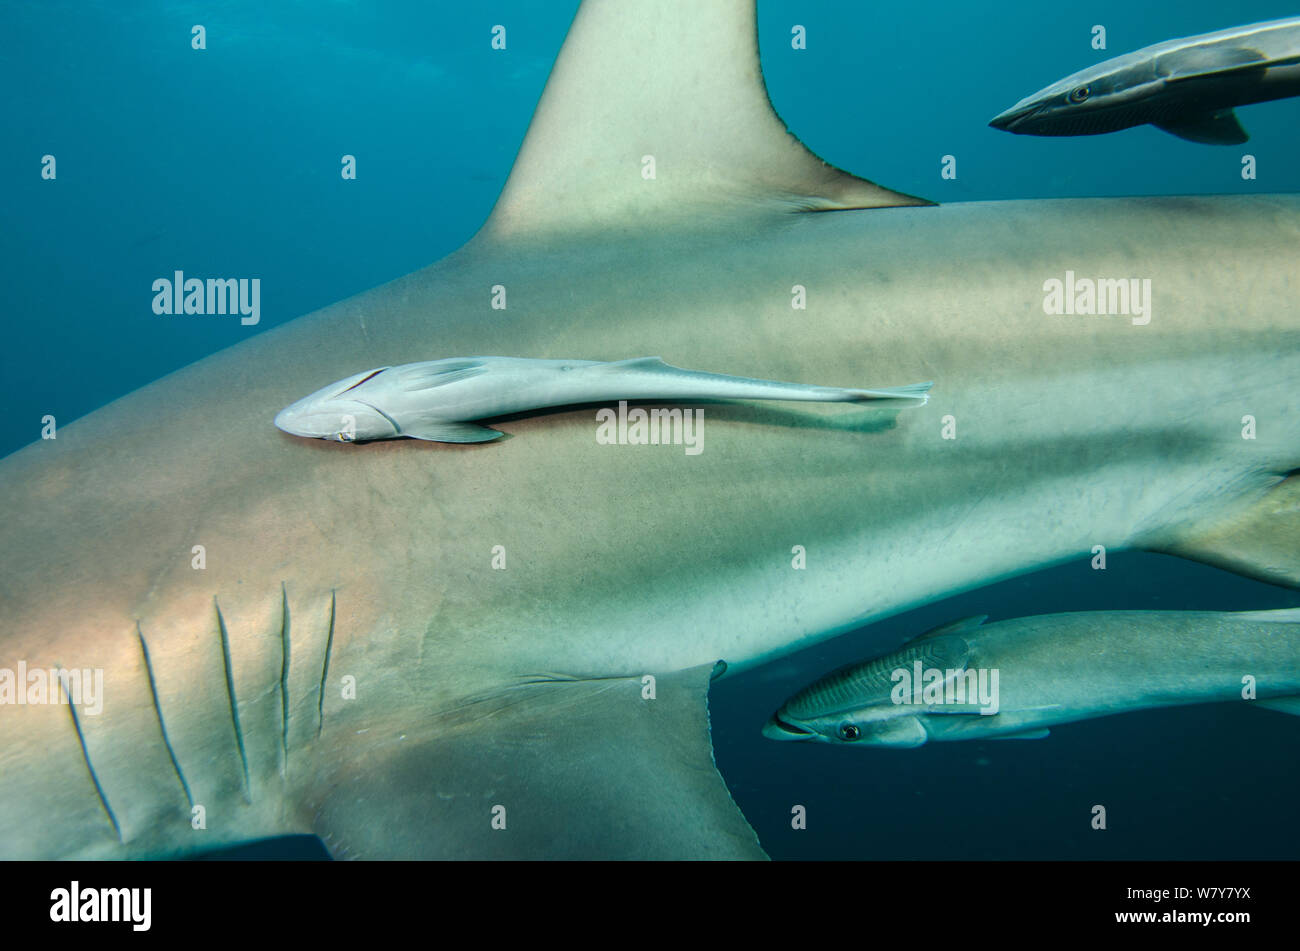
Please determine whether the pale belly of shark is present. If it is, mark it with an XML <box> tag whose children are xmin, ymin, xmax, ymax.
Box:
<box><xmin>1</xmin><ymin>196</ymin><xmax>1298</xmax><ymax>858</ymax></box>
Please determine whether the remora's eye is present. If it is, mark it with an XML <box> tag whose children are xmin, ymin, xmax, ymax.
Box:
<box><xmin>1068</xmin><ymin>85</ymin><xmax>1090</xmax><ymax>104</ymax></box>
<box><xmin>838</xmin><ymin>723</ymin><xmax>862</xmax><ymax>741</ymax></box>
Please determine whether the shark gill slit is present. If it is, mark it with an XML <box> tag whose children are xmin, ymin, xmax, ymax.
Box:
<box><xmin>136</xmin><ymin>622</ymin><xmax>194</xmax><ymax>806</ymax></box>
<box><xmin>278</xmin><ymin>583</ymin><xmax>290</xmax><ymax>774</ymax></box>
<box><xmin>213</xmin><ymin>597</ymin><xmax>252</xmax><ymax>803</ymax></box>
<box><xmin>59</xmin><ymin>667</ymin><xmax>122</xmax><ymax>843</ymax></box>
<box><xmin>317</xmin><ymin>589</ymin><xmax>336</xmax><ymax>738</ymax></box>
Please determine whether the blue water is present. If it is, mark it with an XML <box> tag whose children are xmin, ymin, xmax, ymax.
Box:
<box><xmin>3</xmin><ymin>0</ymin><xmax>1297</xmax><ymax>860</ymax></box>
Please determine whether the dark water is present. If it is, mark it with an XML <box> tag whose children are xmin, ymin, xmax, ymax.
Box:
<box><xmin>3</xmin><ymin>1</ymin><xmax>1297</xmax><ymax>859</ymax></box>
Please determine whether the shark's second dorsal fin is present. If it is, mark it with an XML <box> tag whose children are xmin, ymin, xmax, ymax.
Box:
<box><xmin>1162</xmin><ymin>473</ymin><xmax>1300</xmax><ymax>589</ymax></box>
<box><xmin>483</xmin><ymin>1</ymin><xmax>930</xmax><ymax>241</ymax></box>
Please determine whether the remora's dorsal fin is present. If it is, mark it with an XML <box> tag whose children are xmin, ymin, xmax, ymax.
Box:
<box><xmin>1157</xmin><ymin>45</ymin><xmax>1269</xmax><ymax>82</ymax></box>
<box><xmin>912</xmin><ymin>615</ymin><xmax>989</xmax><ymax>641</ymax></box>
<box><xmin>483</xmin><ymin>0</ymin><xmax>930</xmax><ymax>240</ymax></box>
<box><xmin>988</xmin><ymin>728</ymin><xmax>1051</xmax><ymax>741</ymax></box>
<box><xmin>392</xmin><ymin>360</ymin><xmax>488</xmax><ymax>392</ymax></box>
<box><xmin>597</xmin><ymin>356</ymin><xmax>670</xmax><ymax>371</ymax></box>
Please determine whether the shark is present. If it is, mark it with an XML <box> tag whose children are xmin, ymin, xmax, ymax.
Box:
<box><xmin>762</xmin><ymin>609</ymin><xmax>1300</xmax><ymax>747</ymax></box>
<box><xmin>1</xmin><ymin>0</ymin><xmax>1298</xmax><ymax>860</ymax></box>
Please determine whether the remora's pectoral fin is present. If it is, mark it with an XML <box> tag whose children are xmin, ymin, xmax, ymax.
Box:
<box><xmin>872</xmin><ymin>717</ymin><xmax>930</xmax><ymax>747</ymax></box>
<box><xmin>308</xmin><ymin>663</ymin><xmax>766</xmax><ymax>859</ymax></box>
<box><xmin>1153</xmin><ymin>109</ymin><xmax>1249</xmax><ymax>145</ymax></box>
<box><xmin>482</xmin><ymin>0</ymin><xmax>930</xmax><ymax>241</ymax></box>
<box><xmin>400</xmin><ymin>421</ymin><xmax>504</xmax><ymax>443</ymax></box>
<box><xmin>1160</xmin><ymin>474</ymin><xmax>1300</xmax><ymax>588</ymax></box>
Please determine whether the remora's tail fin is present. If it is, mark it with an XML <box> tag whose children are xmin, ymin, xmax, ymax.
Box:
<box><xmin>1232</xmin><ymin>609</ymin><xmax>1300</xmax><ymax>717</ymax></box>
<box><xmin>482</xmin><ymin>0</ymin><xmax>930</xmax><ymax>241</ymax></box>
<box><xmin>1232</xmin><ymin>608</ymin><xmax>1300</xmax><ymax>622</ymax></box>
<box><xmin>851</xmin><ymin>381</ymin><xmax>934</xmax><ymax>405</ymax></box>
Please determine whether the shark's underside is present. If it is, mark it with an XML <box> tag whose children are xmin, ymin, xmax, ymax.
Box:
<box><xmin>1</xmin><ymin>1</ymin><xmax>1298</xmax><ymax>859</ymax></box>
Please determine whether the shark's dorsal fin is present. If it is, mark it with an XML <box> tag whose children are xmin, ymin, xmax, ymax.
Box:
<box><xmin>483</xmin><ymin>0</ymin><xmax>930</xmax><ymax>241</ymax></box>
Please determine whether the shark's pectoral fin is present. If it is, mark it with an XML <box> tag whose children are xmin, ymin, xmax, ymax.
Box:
<box><xmin>307</xmin><ymin>663</ymin><xmax>765</xmax><ymax>859</ymax></box>
<box><xmin>399</xmin><ymin>421</ymin><xmax>505</xmax><ymax>443</ymax></box>
<box><xmin>1160</xmin><ymin>474</ymin><xmax>1300</xmax><ymax>588</ymax></box>
<box><xmin>1153</xmin><ymin>109</ymin><xmax>1249</xmax><ymax>145</ymax></box>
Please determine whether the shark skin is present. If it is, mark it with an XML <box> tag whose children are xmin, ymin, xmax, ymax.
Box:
<box><xmin>1</xmin><ymin>1</ymin><xmax>1299</xmax><ymax>859</ymax></box>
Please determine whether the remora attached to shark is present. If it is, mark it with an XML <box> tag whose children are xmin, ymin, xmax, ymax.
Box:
<box><xmin>764</xmin><ymin>610</ymin><xmax>1300</xmax><ymax>747</ymax></box>
<box><xmin>273</xmin><ymin>356</ymin><xmax>932</xmax><ymax>443</ymax></box>
<box><xmin>1</xmin><ymin>1</ymin><xmax>1298</xmax><ymax>860</ymax></box>
<box><xmin>990</xmin><ymin>16</ymin><xmax>1300</xmax><ymax>144</ymax></box>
